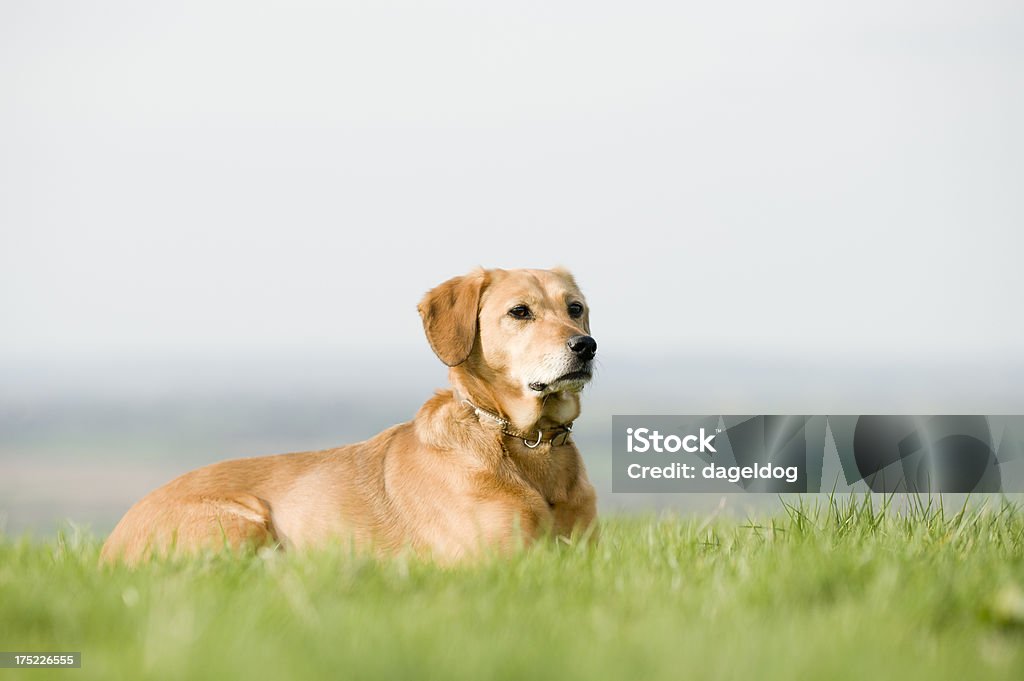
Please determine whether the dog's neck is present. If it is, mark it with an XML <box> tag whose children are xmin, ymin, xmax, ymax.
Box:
<box><xmin>449</xmin><ymin>365</ymin><xmax>580</xmax><ymax>433</ymax></box>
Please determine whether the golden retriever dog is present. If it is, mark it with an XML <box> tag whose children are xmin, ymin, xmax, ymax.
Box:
<box><xmin>100</xmin><ymin>267</ymin><xmax>598</xmax><ymax>565</ymax></box>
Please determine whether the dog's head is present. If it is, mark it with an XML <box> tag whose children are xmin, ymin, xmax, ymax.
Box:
<box><xmin>418</xmin><ymin>267</ymin><xmax>595</xmax><ymax>400</ymax></box>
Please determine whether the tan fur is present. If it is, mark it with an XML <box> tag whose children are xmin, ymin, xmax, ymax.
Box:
<box><xmin>100</xmin><ymin>268</ymin><xmax>598</xmax><ymax>565</ymax></box>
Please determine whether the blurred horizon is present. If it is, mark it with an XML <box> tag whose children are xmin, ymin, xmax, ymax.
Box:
<box><xmin>4</xmin><ymin>348</ymin><xmax>1023</xmax><ymax>534</ymax></box>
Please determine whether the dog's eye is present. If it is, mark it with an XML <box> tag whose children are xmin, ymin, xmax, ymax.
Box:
<box><xmin>508</xmin><ymin>305</ymin><xmax>533</xmax><ymax>320</ymax></box>
<box><xmin>567</xmin><ymin>302</ymin><xmax>584</xmax><ymax>318</ymax></box>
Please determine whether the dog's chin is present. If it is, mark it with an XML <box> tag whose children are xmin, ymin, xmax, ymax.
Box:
<box><xmin>528</xmin><ymin>370</ymin><xmax>593</xmax><ymax>394</ymax></box>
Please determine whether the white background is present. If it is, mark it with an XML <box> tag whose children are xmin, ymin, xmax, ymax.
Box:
<box><xmin>2</xmin><ymin>1</ymin><xmax>1022</xmax><ymax>529</ymax></box>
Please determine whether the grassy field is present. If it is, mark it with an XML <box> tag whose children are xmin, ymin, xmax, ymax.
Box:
<box><xmin>1</xmin><ymin>496</ymin><xmax>1022</xmax><ymax>680</ymax></box>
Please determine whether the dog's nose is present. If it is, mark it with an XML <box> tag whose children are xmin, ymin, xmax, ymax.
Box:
<box><xmin>567</xmin><ymin>335</ymin><xmax>597</xmax><ymax>361</ymax></box>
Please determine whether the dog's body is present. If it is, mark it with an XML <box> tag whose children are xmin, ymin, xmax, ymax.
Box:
<box><xmin>101</xmin><ymin>268</ymin><xmax>597</xmax><ymax>565</ymax></box>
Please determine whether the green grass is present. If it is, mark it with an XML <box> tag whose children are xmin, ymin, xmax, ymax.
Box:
<box><xmin>2</xmin><ymin>496</ymin><xmax>1023</xmax><ymax>680</ymax></box>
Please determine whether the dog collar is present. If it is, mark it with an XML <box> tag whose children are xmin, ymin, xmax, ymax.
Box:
<box><xmin>460</xmin><ymin>398</ymin><xmax>574</xmax><ymax>449</ymax></box>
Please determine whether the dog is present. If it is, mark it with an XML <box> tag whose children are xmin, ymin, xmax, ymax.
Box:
<box><xmin>100</xmin><ymin>267</ymin><xmax>598</xmax><ymax>565</ymax></box>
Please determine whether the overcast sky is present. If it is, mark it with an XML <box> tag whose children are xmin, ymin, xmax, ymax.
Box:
<box><xmin>2</xmin><ymin>0</ymin><xmax>1022</xmax><ymax>367</ymax></box>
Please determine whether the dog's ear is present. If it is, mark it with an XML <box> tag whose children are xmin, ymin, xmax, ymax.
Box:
<box><xmin>418</xmin><ymin>269</ymin><xmax>487</xmax><ymax>366</ymax></box>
